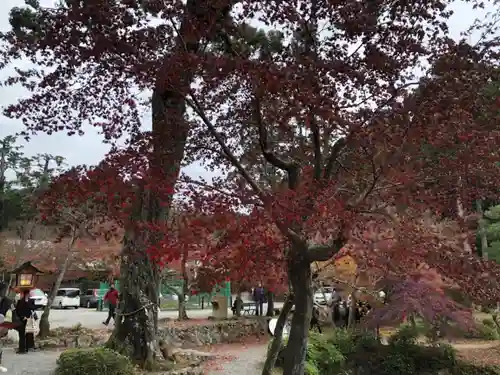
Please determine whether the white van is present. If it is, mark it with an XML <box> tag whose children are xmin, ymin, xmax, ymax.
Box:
<box><xmin>51</xmin><ymin>288</ymin><xmax>80</xmax><ymax>309</ymax></box>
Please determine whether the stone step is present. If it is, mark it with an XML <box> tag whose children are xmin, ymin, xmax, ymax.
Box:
<box><xmin>173</xmin><ymin>348</ymin><xmax>215</xmax><ymax>358</ymax></box>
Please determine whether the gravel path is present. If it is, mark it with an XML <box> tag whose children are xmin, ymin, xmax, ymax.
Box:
<box><xmin>206</xmin><ymin>344</ymin><xmax>267</xmax><ymax>375</ymax></box>
<box><xmin>1</xmin><ymin>348</ymin><xmax>60</xmax><ymax>374</ymax></box>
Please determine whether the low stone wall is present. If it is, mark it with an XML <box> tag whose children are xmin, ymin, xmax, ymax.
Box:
<box><xmin>32</xmin><ymin>318</ymin><xmax>267</xmax><ymax>350</ymax></box>
<box><xmin>158</xmin><ymin>318</ymin><xmax>267</xmax><ymax>347</ymax></box>
<box><xmin>38</xmin><ymin>327</ymin><xmax>110</xmax><ymax>350</ymax></box>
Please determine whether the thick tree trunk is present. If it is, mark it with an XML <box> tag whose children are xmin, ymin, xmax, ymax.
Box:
<box><xmin>262</xmin><ymin>294</ymin><xmax>294</xmax><ymax>375</ymax></box>
<box><xmin>266</xmin><ymin>290</ymin><xmax>275</xmax><ymax>316</ymax></box>
<box><xmin>347</xmin><ymin>292</ymin><xmax>357</xmax><ymax>329</ymax></box>
<box><xmin>0</xmin><ymin>178</ymin><xmax>5</xmax><ymax>233</ymax></box>
<box><xmin>0</xmin><ymin>141</ymin><xmax>7</xmax><ymax>233</ymax></box>
<box><xmin>456</xmin><ymin>186</ymin><xmax>472</xmax><ymax>253</ymax></box>
<box><xmin>148</xmin><ymin>0</ymin><xmax>210</xmax><ymax>328</ymax></box>
<box><xmin>283</xmin><ymin>254</ymin><xmax>313</xmax><ymax>375</ymax></box>
<box><xmin>108</xmin><ymin>0</ymin><xmax>234</xmax><ymax>367</ymax></box>
<box><xmin>178</xmin><ymin>250</ymin><xmax>189</xmax><ymax>320</ymax></box>
<box><xmin>108</xmin><ymin>0</ymin><xmax>202</xmax><ymax>366</ymax></box>
<box><xmin>476</xmin><ymin>200</ymin><xmax>489</xmax><ymax>260</ymax></box>
<box><xmin>107</xmin><ymin>230</ymin><xmax>160</xmax><ymax>370</ymax></box>
<box><xmin>178</xmin><ymin>298</ymin><xmax>188</xmax><ymax>320</ymax></box>
<box><xmin>38</xmin><ymin>249</ymin><xmax>72</xmax><ymax>338</ymax></box>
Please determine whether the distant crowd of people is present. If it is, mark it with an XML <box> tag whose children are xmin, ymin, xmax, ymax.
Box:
<box><xmin>231</xmin><ymin>283</ymin><xmax>379</xmax><ymax>334</ymax></box>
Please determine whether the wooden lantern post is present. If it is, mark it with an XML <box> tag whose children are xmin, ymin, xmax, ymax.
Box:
<box><xmin>11</xmin><ymin>262</ymin><xmax>44</xmax><ymax>292</ymax></box>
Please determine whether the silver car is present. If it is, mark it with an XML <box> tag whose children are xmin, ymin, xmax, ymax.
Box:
<box><xmin>313</xmin><ymin>287</ymin><xmax>333</xmax><ymax>305</ymax></box>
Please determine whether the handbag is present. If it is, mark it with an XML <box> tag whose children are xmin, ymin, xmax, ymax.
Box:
<box><xmin>4</xmin><ymin>310</ymin><xmax>12</xmax><ymax>323</ymax></box>
<box><xmin>25</xmin><ymin>317</ymin><xmax>38</xmax><ymax>334</ymax></box>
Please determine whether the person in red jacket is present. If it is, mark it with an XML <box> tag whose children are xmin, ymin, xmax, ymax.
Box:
<box><xmin>102</xmin><ymin>284</ymin><xmax>119</xmax><ymax>327</ymax></box>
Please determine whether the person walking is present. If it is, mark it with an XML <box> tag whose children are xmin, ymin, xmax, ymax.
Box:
<box><xmin>253</xmin><ymin>283</ymin><xmax>265</xmax><ymax>316</ymax></box>
<box><xmin>15</xmin><ymin>289</ymin><xmax>37</xmax><ymax>354</ymax></box>
<box><xmin>102</xmin><ymin>284</ymin><xmax>119</xmax><ymax>327</ymax></box>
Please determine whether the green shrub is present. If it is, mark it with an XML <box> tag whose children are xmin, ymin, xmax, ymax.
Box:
<box><xmin>459</xmin><ymin>320</ymin><xmax>500</xmax><ymax>340</ymax></box>
<box><xmin>55</xmin><ymin>347</ymin><xmax>137</xmax><ymax>375</ymax></box>
<box><xmin>446</xmin><ymin>288</ymin><xmax>473</xmax><ymax>308</ymax></box>
<box><xmin>306</xmin><ymin>332</ymin><xmax>347</xmax><ymax>375</ymax></box>
<box><xmin>302</xmin><ymin>325</ymin><xmax>497</xmax><ymax>375</ymax></box>
<box><xmin>274</xmin><ymin>324</ymin><xmax>500</xmax><ymax>375</ymax></box>
<box><xmin>483</xmin><ymin>318</ymin><xmax>496</xmax><ymax>327</ymax></box>
<box><xmin>481</xmin><ymin>305</ymin><xmax>496</xmax><ymax>314</ymax></box>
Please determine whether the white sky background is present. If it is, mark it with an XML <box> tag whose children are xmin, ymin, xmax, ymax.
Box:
<box><xmin>0</xmin><ymin>0</ymin><xmax>495</xmax><ymax>181</ymax></box>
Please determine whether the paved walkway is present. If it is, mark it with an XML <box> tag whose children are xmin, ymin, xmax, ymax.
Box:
<box><xmin>1</xmin><ymin>344</ymin><xmax>269</xmax><ymax>375</ymax></box>
<box><xmin>1</xmin><ymin>348</ymin><xmax>60</xmax><ymax>375</ymax></box>
<box><xmin>2</xmin><ymin>340</ymin><xmax>497</xmax><ymax>375</ymax></box>
<box><xmin>207</xmin><ymin>344</ymin><xmax>267</xmax><ymax>375</ymax></box>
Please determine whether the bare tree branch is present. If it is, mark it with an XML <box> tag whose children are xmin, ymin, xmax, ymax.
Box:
<box><xmin>187</xmin><ymin>95</ymin><xmax>267</xmax><ymax>200</ymax></box>
<box><xmin>323</xmin><ymin>137</ymin><xmax>347</xmax><ymax>179</ymax></box>
<box><xmin>187</xmin><ymin>95</ymin><xmax>307</xmax><ymax>247</ymax></box>
<box><xmin>308</xmin><ymin>236</ymin><xmax>347</xmax><ymax>262</ymax></box>
<box><xmin>183</xmin><ymin>178</ymin><xmax>263</xmax><ymax>207</ymax></box>
<box><xmin>308</xmin><ymin>108</ymin><xmax>322</xmax><ymax>181</ymax></box>
<box><xmin>329</xmin><ymin>275</ymin><xmax>382</xmax><ymax>299</ymax></box>
<box><xmin>252</xmin><ymin>94</ymin><xmax>300</xmax><ymax>189</ymax></box>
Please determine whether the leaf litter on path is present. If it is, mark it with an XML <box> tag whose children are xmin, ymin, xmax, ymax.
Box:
<box><xmin>202</xmin><ymin>336</ymin><xmax>269</xmax><ymax>374</ymax></box>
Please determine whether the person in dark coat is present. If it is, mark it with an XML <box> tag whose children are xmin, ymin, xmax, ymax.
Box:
<box><xmin>15</xmin><ymin>289</ymin><xmax>36</xmax><ymax>354</ymax></box>
<box><xmin>253</xmin><ymin>283</ymin><xmax>265</xmax><ymax>316</ymax></box>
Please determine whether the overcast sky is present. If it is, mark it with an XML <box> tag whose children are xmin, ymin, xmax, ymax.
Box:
<box><xmin>0</xmin><ymin>0</ymin><xmax>495</xmax><ymax>180</ymax></box>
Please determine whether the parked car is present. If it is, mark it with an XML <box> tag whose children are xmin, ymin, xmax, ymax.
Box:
<box><xmin>313</xmin><ymin>287</ymin><xmax>334</xmax><ymax>305</ymax></box>
<box><xmin>14</xmin><ymin>289</ymin><xmax>49</xmax><ymax>309</ymax></box>
<box><xmin>80</xmin><ymin>289</ymin><xmax>100</xmax><ymax>308</ymax></box>
<box><xmin>51</xmin><ymin>288</ymin><xmax>80</xmax><ymax>309</ymax></box>
<box><xmin>29</xmin><ymin>288</ymin><xmax>48</xmax><ymax>310</ymax></box>
<box><xmin>15</xmin><ymin>288</ymin><xmax>48</xmax><ymax>310</ymax></box>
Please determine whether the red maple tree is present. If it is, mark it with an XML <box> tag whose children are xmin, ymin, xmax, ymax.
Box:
<box><xmin>2</xmin><ymin>0</ymin><xmax>500</xmax><ymax>374</ymax></box>
<box><xmin>35</xmin><ymin>166</ymin><xmax>121</xmax><ymax>337</ymax></box>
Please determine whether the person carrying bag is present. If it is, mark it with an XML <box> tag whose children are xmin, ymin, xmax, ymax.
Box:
<box><xmin>15</xmin><ymin>290</ymin><xmax>37</xmax><ymax>354</ymax></box>
<box><xmin>25</xmin><ymin>312</ymin><xmax>39</xmax><ymax>336</ymax></box>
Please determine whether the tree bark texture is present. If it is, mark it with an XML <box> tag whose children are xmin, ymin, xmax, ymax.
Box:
<box><xmin>0</xmin><ymin>178</ymin><xmax>4</xmax><ymax>233</ymax></box>
<box><xmin>178</xmin><ymin>249</ymin><xmax>189</xmax><ymax>320</ymax></box>
<box><xmin>0</xmin><ymin>142</ymin><xmax>7</xmax><ymax>233</ymax></box>
<box><xmin>266</xmin><ymin>290</ymin><xmax>275</xmax><ymax>316</ymax></box>
<box><xmin>283</xmin><ymin>250</ymin><xmax>313</xmax><ymax>375</ymax></box>
<box><xmin>38</xmin><ymin>248</ymin><xmax>72</xmax><ymax>338</ymax></box>
<box><xmin>456</xmin><ymin>181</ymin><xmax>472</xmax><ymax>253</ymax></box>
<box><xmin>261</xmin><ymin>294</ymin><xmax>294</xmax><ymax>375</ymax></box>
<box><xmin>110</xmin><ymin>0</ymin><xmax>236</xmax><ymax>366</ymax></box>
<box><xmin>476</xmin><ymin>200</ymin><xmax>489</xmax><ymax>260</ymax></box>
<box><xmin>107</xmin><ymin>227</ymin><xmax>160</xmax><ymax>370</ymax></box>
<box><xmin>347</xmin><ymin>291</ymin><xmax>357</xmax><ymax>329</ymax></box>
